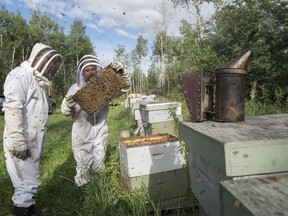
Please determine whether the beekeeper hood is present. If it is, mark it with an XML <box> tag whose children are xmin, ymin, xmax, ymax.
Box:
<box><xmin>77</xmin><ymin>55</ymin><xmax>103</xmax><ymax>87</ymax></box>
<box><xmin>28</xmin><ymin>43</ymin><xmax>63</xmax><ymax>86</ymax></box>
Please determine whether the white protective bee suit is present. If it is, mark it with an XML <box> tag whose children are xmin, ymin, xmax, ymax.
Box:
<box><xmin>61</xmin><ymin>55</ymin><xmax>130</xmax><ymax>187</ymax></box>
<box><xmin>2</xmin><ymin>43</ymin><xmax>63</xmax><ymax>215</ymax></box>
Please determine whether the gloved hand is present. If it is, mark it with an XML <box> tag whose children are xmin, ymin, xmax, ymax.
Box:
<box><xmin>110</xmin><ymin>60</ymin><xmax>125</xmax><ymax>74</ymax></box>
<box><xmin>110</xmin><ymin>60</ymin><xmax>130</xmax><ymax>90</ymax></box>
<box><xmin>66</xmin><ymin>96</ymin><xmax>76</xmax><ymax>108</ymax></box>
<box><xmin>13</xmin><ymin>149</ymin><xmax>31</xmax><ymax>160</ymax></box>
<box><xmin>4</xmin><ymin>108</ymin><xmax>30</xmax><ymax>160</ymax></box>
<box><xmin>61</xmin><ymin>95</ymin><xmax>76</xmax><ymax>116</ymax></box>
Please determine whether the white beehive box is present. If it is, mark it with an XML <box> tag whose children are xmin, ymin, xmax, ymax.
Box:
<box><xmin>120</xmin><ymin>134</ymin><xmax>186</xmax><ymax>177</ymax></box>
<box><xmin>128</xmin><ymin>97</ymin><xmax>142</xmax><ymax>109</ymax></box>
<box><xmin>141</xmin><ymin>94</ymin><xmax>156</xmax><ymax>100</ymax></box>
<box><xmin>124</xmin><ymin>99</ymin><xmax>129</xmax><ymax>108</ymax></box>
<box><xmin>133</xmin><ymin>101</ymin><xmax>157</xmax><ymax>121</ymax></box>
<box><xmin>140</xmin><ymin>101</ymin><xmax>182</xmax><ymax>123</ymax></box>
<box><xmin>144</xmin><ymin>120</ymin><xmax>177</xmax><ymax>136</ymax></box>
<box><xmin>179</xmin><ymin>113</ymin><xmax>288</xmax><ymax>216</ymax></box>
<box><xmin>121</xmin><ymin>168</ymin><xmax>189</xmax><ymax>202</ymax></box>
<box><xmin>134</xmin><ymin>109</ymin><xmax>142</xmax><ymax>121</ymax></box>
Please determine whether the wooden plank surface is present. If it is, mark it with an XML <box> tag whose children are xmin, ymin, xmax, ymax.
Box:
<box><xmin>139</xmin><ymin>101</ymin><xmax>179</xmax><ymax>111</ymax></box>
<box><xmin>220</xmin><ymin>172</ymin><xmax>288</xmax><ymax>216</ymax></box>
<box><xmin>181</xmin><ymin>114</ymin><xmax>288</xmax><ymax>143</ymax></box>
<box><xmin>180</xmin><ymin>114</ymin><xmax>288</xmax><ymax>176</ymax></box>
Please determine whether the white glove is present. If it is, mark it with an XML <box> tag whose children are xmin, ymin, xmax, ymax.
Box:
<box><xmin>61</xmin><ymin>95</ymin><xmax>76</xmax><ymax>116</ymax></box>
<box><xmin>110</xmin><ymin>61</ymin><xmax>130</xmax><ymax>92</ymax></box>
<box><xmin>110</xmin><ymin>61</ymin><xmax>125</xmax><ymax>73</ymax></box>
<box><xmin>5</xmin><ymin>108</ymin><xmax>30</xmax><ymax>160</ymax></box>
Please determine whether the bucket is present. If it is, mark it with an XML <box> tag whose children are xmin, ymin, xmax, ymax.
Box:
<box><xmin>215</xmin><ymin>68</ymin><xmax>247</xmax><ymax>122</ymax></box>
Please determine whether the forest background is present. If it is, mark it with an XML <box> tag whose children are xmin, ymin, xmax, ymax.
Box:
<box><xmin>0</xmin><ymin>0</ymin><xmax>287</xmax><ymax>114</ymax></box>
<box><xmin>0</xmin><ymin>0</ymin><xmax>288</xmax><ymax>215</ymax></box>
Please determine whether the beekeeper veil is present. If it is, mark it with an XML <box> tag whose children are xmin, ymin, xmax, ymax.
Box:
<box><xmin>77</xmin><ymin>55</ymin><xmax>103</xmax><ymax>87</ymax></box>
<box><xmin>28</xmin><ymin>43</ymin><xmax>63</xmax><ymax>86</ymax></box>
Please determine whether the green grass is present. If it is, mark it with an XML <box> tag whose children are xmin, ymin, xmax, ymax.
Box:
<box><xmin>0</xmin><ymin>104</ymin><xmax>197</xmax><ymax>216</ymax></box>
<box><xmin>1</xmin><ymin>99</ymin><xmax>287</xmax><ymax>215</ymax></box>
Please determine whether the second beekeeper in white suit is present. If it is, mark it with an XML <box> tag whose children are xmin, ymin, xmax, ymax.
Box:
<box><xmin>61</xmin><ymin>55</ymin><xmax>130</xmax><ymax>188</ymax></box>
<box><xmin>3</xmin><ymin>43</ymin><xmax>63</xmax><ymax>216</ymax></box>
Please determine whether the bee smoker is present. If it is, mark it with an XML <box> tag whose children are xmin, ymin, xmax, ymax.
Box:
<box><xmin>180</xmin><ymin>49</ymin><xmax>253</xmax><ymax>123</ymax></box>
<box><xmin>215</xmin><ymin>49</ymin><xmax>253</xmax><ymax>122</ymax></box>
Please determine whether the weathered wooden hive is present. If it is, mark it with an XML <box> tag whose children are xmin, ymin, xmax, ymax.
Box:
<box><xmin>119</xmin><ymin>133</ymin><xmax>189</xmax><ymax>204</ymax></box>
<box><xmin>139</xmin><ymin>101</ymin><xmax>182</xmax><ymax>136</ymax></box>
<box><xmin>179</xmin><ymin>113</ymin><xmax>288</xmax><ymax>216</ymax></box>
<box><xmin>72</xmin><ymin>66</ymin><xmax>129</xmax><ymax>115</ymax></box>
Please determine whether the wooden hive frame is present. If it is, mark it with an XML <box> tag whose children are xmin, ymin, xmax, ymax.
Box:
<box><xmin>72</xmin><ymin>65</ymin><xmax>129</xmax><ymax>115</ymax></box>
<box><xmin>120</xmin><ymin>133</ymin><xmax>179</xmax><ymax>148</ymax></box>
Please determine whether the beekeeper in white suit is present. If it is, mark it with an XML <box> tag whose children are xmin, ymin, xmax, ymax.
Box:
<box><xmin>3</xmin><ymin>43</ymin><xmax>63</xmax><ymax>216</ymax></box>
<box><xmin>61</xmin><ymin>55</ymin><xmax>130</xmax><ymax>188</ymax></box>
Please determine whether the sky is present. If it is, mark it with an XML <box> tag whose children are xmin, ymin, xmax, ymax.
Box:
<box><xmin>0</xmin><ymin>0</ymin><xmax>215</xmax><ymax>72</ymax></box>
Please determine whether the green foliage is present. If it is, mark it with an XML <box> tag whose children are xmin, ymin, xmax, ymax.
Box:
<box><xmin>81</xmin><ymin>173</ymin><xmax>153</xmax><ymax>216</ymax></box>
<box><xmin>209</xmin><ymin>0</ymin><xmax>288</xmax><ymax>104</ymax></box>
<box><xmin>0</xmin><ymin>6</ymin><xmax>29</xmax><ymax>91</ymax></box>
<box><xmin>0</xmin><ymin>103</ymin><xmax>200</xmax><ymax>216</ymax></box>
<box><xmin>0</xmin><ymin>7</ymin><xmax>95</xmax><ymax>97</ymax></box>
<box><xmin>246</xmin><ymin>100</ymin><xmax>288</xmax><ymax>116</ymax></box>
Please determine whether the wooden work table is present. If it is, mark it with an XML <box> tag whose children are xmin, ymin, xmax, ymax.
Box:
<box><xmin>179</xmin><ymin>113</ymin><xmax>288</xmax><ymax>216</ymax></box>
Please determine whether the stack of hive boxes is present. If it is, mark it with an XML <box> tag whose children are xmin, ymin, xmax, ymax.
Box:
<box><xmin>139</xmin><ymin>101</ymin><xmax>182</xmax><ymax>136</ymax></box>
<box><xmin>130</xmin><ymin>95</ymin><xmax>156</xmax><ymax>122</ymax></box>
<box><xmin>128</xmin><ymin>95</ymin><xmax>156</xmax><ymax>136</ymax></box>
<box><xmin>179</xmin><ymin>114</ymin><xmax>288</xmax><ymax>216</ymax></box>
<box><xmin>120</xmin><ymin>133</ymin><xmax>189</xmax><ymax>205</ymax></box>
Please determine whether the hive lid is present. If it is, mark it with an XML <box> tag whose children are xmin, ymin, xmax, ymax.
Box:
<box><xmin>139</xmin><ymin>101</ymin><xmax>179</xmax><ymax>111</ymax></box>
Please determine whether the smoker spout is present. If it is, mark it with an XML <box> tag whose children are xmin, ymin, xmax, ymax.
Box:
<box><xmin>220</xmin><ymin>49</ymin><xmax>253</xmax><ymax>69</ymax></box>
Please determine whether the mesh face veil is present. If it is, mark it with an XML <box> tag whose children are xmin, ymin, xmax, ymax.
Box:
<box><xmin>77</xmin><ymin>55</ymin><xmax>103</xmax><ymax>87</ymax></box>
<box><xmin>31</xmin><ymin>46</ymin><xmax>63</xmax><ymax>81</ymax></box>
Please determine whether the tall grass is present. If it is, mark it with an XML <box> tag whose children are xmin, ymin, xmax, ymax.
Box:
<box><xmin>0</xmin><ymin>104</ymin><xmax>196</xmax><ymax>216</ymax></box>
<box><xmin>2</xmin><ymin>98</ymin><xmax>283</xmax><ymax>215</ymax></box>
<box><xmin>245</xmin><ymin>100</ymin><xmax>288</xmax><ymax>116</ymax></box>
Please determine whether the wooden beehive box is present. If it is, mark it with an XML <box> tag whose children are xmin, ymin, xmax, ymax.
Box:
<box><xmin>133</xmin><ymin>101</ymin><xmax>157</xmax><ymax>121</ymax></box>
<box><xmin>220</xmin><ymin>172</ymin><xmax>288</xmax><ymax>216</ymax></box>
<box><xmin>179</xmin><ymin>113</ymin><xmax>288</xmax><ymax>216</ymax></box>
<box><xmin>143</xmin><ymin>120</ymin><xmax>177</xmax><ymax>136</ymax></box>
<box><xmin>121</xmin><ymin>168</ymin><xmax>189</xmax><ymax>202</ymax></box>
<box><xmin>119</xmin><ymin>133</ymin><xmax>186</xmax><ymax>177</ymax></box>
<box><xmin>139</xmin><ymin>101</ymin><xmax>182</xmax><ymax>123</ymax></box>
<box><xmin>72</xmin><ymin>66</ymin><xmax>129</xmax><ymax>115</ymax></box>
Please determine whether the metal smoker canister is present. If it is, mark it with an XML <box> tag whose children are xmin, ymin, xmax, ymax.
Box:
<box><xmin>215</xmin><ymin>68</ymin><xmax>247</xmax><ymax>122</ymax></box>
<box><xmin>214</xmin><ymin>49</ymin><xmax>252</xmax><ymax>122</ymax></box>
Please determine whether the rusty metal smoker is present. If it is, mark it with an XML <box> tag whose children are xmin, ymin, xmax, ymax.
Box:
<box><xmin>180</xmin><ymin>49</ymin><xmax>253</xmax><ymax>122</ymax></box>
